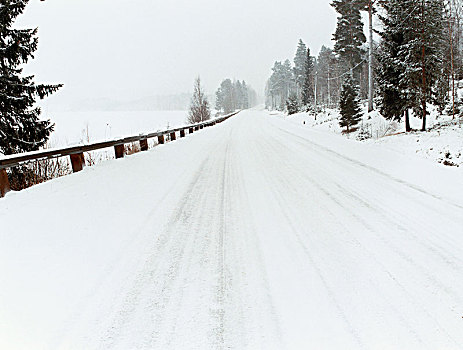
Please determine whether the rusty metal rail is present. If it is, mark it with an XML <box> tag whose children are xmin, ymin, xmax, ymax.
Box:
<box><xmin>0</xmin><ymin>111</ymin><xmax>239</xmax><ymax>197</ymax></box>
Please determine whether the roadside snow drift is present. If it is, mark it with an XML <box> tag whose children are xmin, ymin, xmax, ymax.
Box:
<box><xmin>1</xmin><ymin>109</ymin><xmax>463</xmax><ymax>349</ymax></box>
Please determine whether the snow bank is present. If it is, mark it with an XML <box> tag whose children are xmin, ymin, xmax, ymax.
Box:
<box><xmin>280</xmin><ymin>104</ymin><xmax>463</xmax><ymax>169</ymax></box>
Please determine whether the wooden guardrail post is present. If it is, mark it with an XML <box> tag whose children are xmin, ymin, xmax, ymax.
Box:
<box><xmin>189</xmin><ymin>127</ymin><xmax>194</xmax><ymax>134</ymax></box>
<box><xmin>158</xmin><ymin>135</ymin><xmax>165</xmax><ymax>145</ymax></box>
<box><xmin>195</xmin><ymin>126</ymin><xmax>199</xmax><ymax>131</ymax></box>
<box><xmin>0</xmin><ymin>169</ymin><xmax>10</xmax><ymax>198</ymax></box>
<box><xmin>114</xmin><ymin>144</ymin><xmax>125</xmax><ymax>159</ymax></box>
<box><xmin>180</xmin><ymin>130</ymin><xmax>186</xmax><ymax>138</ymax></box>
<box><xmin>70</xmin><ymin>153</ymin><xmax>85</xmax><ymax>172</ymax></box>
<box><xmin>140</xmin><ymin>139</ymin><xmax>149</xmax><ymax>151</ymax></box>
<box><xmin>200</xmin><ymin>125</ymin><xmax>204</xmax><ymax>129</ymax></box>
<box><xmin>170</xmin><ymin>132</ymin><xmax>176</xmax><ymax>141</ymax></box>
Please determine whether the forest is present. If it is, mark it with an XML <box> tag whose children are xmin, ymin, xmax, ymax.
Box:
<box><xmin>265</xmin><ymin>0</ymin><xmax>463</xmax><ymax>132</ymax></box>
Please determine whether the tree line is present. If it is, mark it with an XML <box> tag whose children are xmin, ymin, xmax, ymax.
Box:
<box><xmin>266</xmin><ymin>0</ymin><xmax>463</xmax><ymax>133</ymax></box>
<box><xmin>215</xmin><ymin>79</ymin><xmax>257</xmax><ymax>114</ymax></box>
<box><xmin>188</xmin><ymin>77</ymin><xmax>257</xmax><ymax>123</ymax></box>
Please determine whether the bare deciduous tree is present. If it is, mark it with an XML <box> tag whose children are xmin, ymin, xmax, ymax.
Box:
<box><xmin>188</xmin><ymin>77</ymin><xmax>211</xmax><ymax>124</ymax></box>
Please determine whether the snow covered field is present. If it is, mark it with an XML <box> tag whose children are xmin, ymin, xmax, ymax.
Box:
<box><xmin>1</xmin><ymin>109</ymin><xmax>463</xmax><ymax>349</ymax></box>
<box><xmin>44</xmin><ymin>110</ymin><xmax>189</xmax><ymax>148</ymax></box>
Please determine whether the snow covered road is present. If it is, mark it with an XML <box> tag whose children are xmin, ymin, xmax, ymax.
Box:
<box><xmin>1</xmin><ymin>109</ymin><xmax>463</xmax><ymax>349</ymax></box>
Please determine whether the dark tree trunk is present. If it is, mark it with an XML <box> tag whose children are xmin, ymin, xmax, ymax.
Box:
<box><xmin>405</xmin><ymin>109</ymin><xmax>411</xmax><ymax>132</ymax></box>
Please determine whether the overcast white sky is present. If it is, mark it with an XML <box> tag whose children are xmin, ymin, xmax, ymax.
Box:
<box><xmin>17</xmin><ymin>0</ymin><xmax>337</xmax><ymax>106</ymax></box>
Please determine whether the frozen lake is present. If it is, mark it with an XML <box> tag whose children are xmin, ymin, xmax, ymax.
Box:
<box><xmin>45</xmin><ymin>111</ymin><xmax>189</xmax><ymax>147</ymax></box>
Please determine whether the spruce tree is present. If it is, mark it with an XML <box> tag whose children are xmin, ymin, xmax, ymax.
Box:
<box><xmin>331</xmin><ymin>0</ymin><xmax>366</xmax><ymax>73</ymax></box>
<box><xmin>377</xmin><ymin>0</ymin><xmax>446</xmax><ymax>131</ymax></box>
<box><xmin>215</xmin><ymin>87</ymin><xmax>223</xmax><ymax>113</ymax></box>
<box><xmin>0</xmin><ymin>0</ymin><xmax>62</xmax><ymax>156</ymax></box>
<box><xmin>302</xmin><ymin>47</ymin><xmax>315</xmax><ymax>106</ymax></box>
<box><xmin>286</xmin><ymin>93</ymin><xmax>300</xmax><ymax>115</ymax></box>
<box><xmin>339</xmin><ymin>75</ymin><xmax>363</xmax><ymax>132</ymax></box>
<box><xmin>376</xmin><ymin>0</ymin><xmax>410</xmax><ymax>130</ymax></box>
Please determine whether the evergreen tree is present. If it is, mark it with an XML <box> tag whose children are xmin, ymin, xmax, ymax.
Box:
<box><xmin>219</xmin><ymin>79</ymin><xmax>235</xmax><ymax>114</ymax></box>
<box><xmin>215</xmin><ymin>87</ymin><xmax>223</xmax><ymax>112</ymax></box>
<box><xmin>234</xmin><ymin>80</ymin><xmax>250</xmax><ymax>109</ymax></box>
<box><xmin>293</xmin><ymin>39</ymin><xmax>307</xmax><ymax>97</ymax></box>
<box><xmin>331</xmin><ymin>0</ymin><xmax>367</xmax><ymax>74</ymax></box>
<box><xmin>339</xmin><ymin>75</ymin><xmax>363</xmax><ymax>132</ymax></box>
<box><xmin>268</xmin><ymin>60</ymin><xmax>294</xmax><ymax>110</ymax></box>
<box><xmin>286</xmin><ymin>93</ymin><xmax>300</xmax><ymax>115</ymax></box>
<box><xmin>377</xmin><ymin>0</ymin><xmax>446</xmax><ymax>131</ymax></box>
<box><xmin>188</xmin><ymin>77</ymin><xmax>211</xmax><ymax>123</ymax></box>
<box><xmin>376</xmin><ymin>0</ymin><xmax>410</xmax><ymax>130</ymax></box>
<box><xmin>0</xmin><ymin>0</ymin><xmax>62</xmax><ymax>156</ymax></box>
<box><xmin>215</xmin><ymin>79</ymin><xmax>251</xmax><ymax>114</ymax></box>
<box><xmin>216</xmin><ymin>79</ymin><xmax>251</xmax><ymax>113</ymax></box>
<box><xmin>302</xmin><ymin>47</ymin><xmax>315</xmax><ymax>106</ymax></box>
<box><xmin>282</xmin><ymin>59</ymin><xmax>295</xmax><ymax>100</ymax></box>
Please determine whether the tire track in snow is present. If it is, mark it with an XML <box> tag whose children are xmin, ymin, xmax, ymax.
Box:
<box><xmin>275</xmin><ymin>124</ymin><xmax>463</xmax><ymax>211</ymax></box>
<box><xmin>275</xmin><ymin>125</ymin><xmax>463</xmax><ymax>306</ymax></box>
<box><xmin>253</xmin><ymin>118</ymin><xmax>462</xmax><ymax>348</ymax></box>
<box><xmin>251</xmin><ymin>136</ymin><xmax>367</xmax><ymax>348</ymax></box>
<box><xmin>99</xmin><ymin>158</ymin><xmax>212</xmax><ymax>349</ymax></box>
<box><xmin>210</xmin><ymin>127</ymin><xmax>283</xmax><ymax>349</ymax></box>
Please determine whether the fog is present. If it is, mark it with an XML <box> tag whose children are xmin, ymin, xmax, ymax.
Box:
<box><xmin>17</xmin><ymin>0</ymin><xmax>337</xmax><ymax>108</ymax></box>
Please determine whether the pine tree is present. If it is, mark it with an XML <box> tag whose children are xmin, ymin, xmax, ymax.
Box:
<box><xmin>302</xmin><ymin>47</ymin><xmax>315</xmax><ymax>106</ymax></box>
<box><xmin>400</xmin><ymin>0</ymin><xmax>446</xmax><ymax>131</ymax></box>
<box><xmin>0</xmin><ymin>0</ymin><xmax>62</xmax><ymax>156</ymax></box>
<box><xmin>317</xmin><ymin>46</ymin><xmax>338</xmax><ymax>107</ymax></box>
<box><xmin>268</xmin><ymin>60</ymin><xmax>294</xmax><ymax>110</ymax></box>
<box><xmin>282</xmin><ymin>59</ymin><xmax>294</xmax><ymax>103</ymax></box>
<box><xmin>331</xmin><ymin>0</ymin><xmax>367</xmax><ymax>73</ymax></box>
<box><xmin>234</xmin><ymin>80</ymin><xmax>242</xmax><ymax>109</ymax></box>
<box><xmin>188</xmin><ymin>77</ymin><xmax>211</xmax><ymax>123</ymax></box>
<box><xmin>339</xmin><ymin>75</ymin><xmax>363</xmax><ymax>132</ymax></box>
<box><xmin>293</xmin><ymin>39</ymin><xmax>307</xmax><ymax>97</ymax></box>
<box><xmin>219</xmin><ymin>79</ymin><xmax>235</xmax><ymax>114</ymax></box>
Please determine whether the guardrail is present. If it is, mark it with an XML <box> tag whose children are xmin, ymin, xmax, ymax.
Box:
<box><xmin>0</xmin><ymin>111</ymin><xmax>240</xmax><ymax>197</ymax></box>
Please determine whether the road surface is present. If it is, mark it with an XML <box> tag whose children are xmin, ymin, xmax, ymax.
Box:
<box><xmin>1</xmin><ymin>109</ymin><xmax>463</xmax><ymax>349</ymax></box>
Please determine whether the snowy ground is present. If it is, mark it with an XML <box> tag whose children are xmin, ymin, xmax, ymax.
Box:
<box><xmin>284</xmin><ymin>105</ymin><xmax>463</xmax><ymax>169</ymax></box>
<box><xmin>1</xmin><ymin>109</ymin><xmax>463</xmax><ymax>349</ymax></box>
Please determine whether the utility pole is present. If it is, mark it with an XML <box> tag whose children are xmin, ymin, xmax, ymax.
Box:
<box><xmin>327</xmin><ymin>62</ymin><xmax>332</xmax><ymax>108</ymax></box>
<box><xmin>368</xmin><ymin>0</ymin><xmax>375</xmax><ymax>112</ymax></box>
<box><xmin>314</xmin><ymin>71</ymin><xmax>318</xmax><ymax>109</ymax></box>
